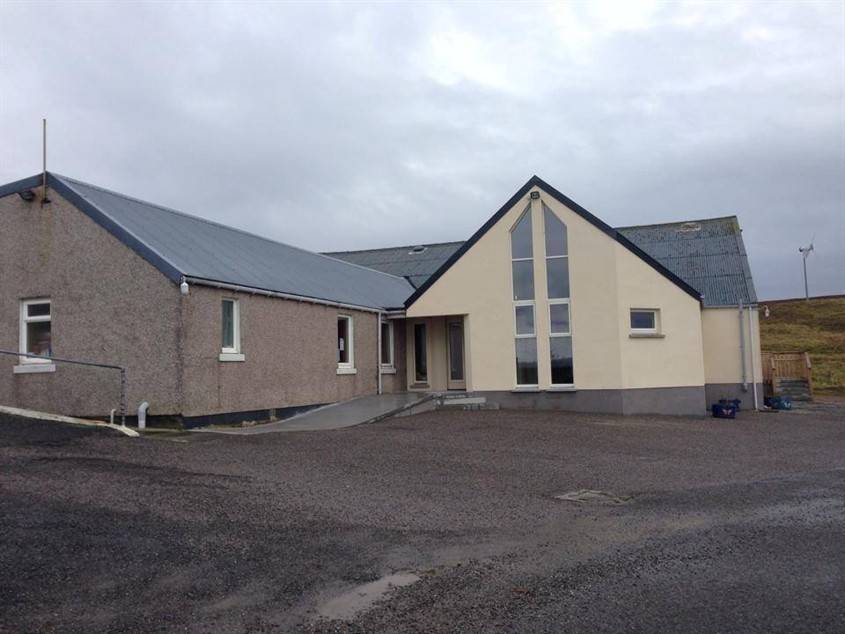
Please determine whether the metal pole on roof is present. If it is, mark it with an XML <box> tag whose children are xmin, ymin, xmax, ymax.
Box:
<box><xmin>41</xmin><ymin>118</ymin><xmax>49</xmax><ymax>205</ymax></box>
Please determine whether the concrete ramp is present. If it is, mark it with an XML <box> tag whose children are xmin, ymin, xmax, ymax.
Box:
<box><xmin>197</xmin><ymin>392</ymin><xmax>432</xmax><ymax>435</ymax></box>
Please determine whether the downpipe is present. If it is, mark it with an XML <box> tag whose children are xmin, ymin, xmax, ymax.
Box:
<box><xmin>738</xmin><ymin>301</ymin><xmax>747</xmax><ymax>391</ymax></box>
<box><xmin>137</xmin><ymin>401</ymin><xmax>149</xmax><ymax>430</ymax></box>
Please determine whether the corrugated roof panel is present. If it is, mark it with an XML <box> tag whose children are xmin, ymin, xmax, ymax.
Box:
<box><xmin>329</xmin><ymin>217</ymin><xmax>757</xmax><ymax>307</ymax></box>
<box><xmin>53</xmin><ymin>174</ymin><xmax>414</xmax><ymax>310</ymax></box>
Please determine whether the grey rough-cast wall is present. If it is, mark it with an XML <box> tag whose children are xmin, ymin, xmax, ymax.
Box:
<box><xmin>1</xmin><ymin>188</ymin><xmax>406</xmax><ymax>420</ymax></box>
<box><xmin>0</xmin><ymin>189</ymin><xmax>182</xmax><ymax>416</ymax></box>
<box><xmin>180</xmin><ymin>286</ymin><xmax>403</xmax><ymax>417</ymax></box>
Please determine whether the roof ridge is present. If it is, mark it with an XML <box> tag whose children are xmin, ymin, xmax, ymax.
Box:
<box><xmin>615</xmin><ymin>214</ymin><xmax>739</xmax><ymax>230</ymax></box>
<box><xmin>51</xmin><ymin>173</ymin><xmax>411</xmax><ymax>286</ymax></box>
<box><xmin>325</xmin><ymin>240</ymin><xmax>466</xmax><ymax>255</ymax></box>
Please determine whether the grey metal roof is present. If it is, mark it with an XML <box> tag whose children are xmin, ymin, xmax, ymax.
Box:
<box><xmin>43</xmin><ymin>174</ymin><xmax>414</xmax><ymax>310</ymax></box>
<box><xmin>328</xmin><ymin>217</ymin><xmax>756</xmax><ymax>307</ymax></box>
<box><xmin>324</xmin><ymin>242</ymin><xmax>464</xmax><ymax>289</ymax></box>
<box><xmin>616</xmin><ymin>216</ymin><xmax>757</xmax><ymax>306</ymax></box>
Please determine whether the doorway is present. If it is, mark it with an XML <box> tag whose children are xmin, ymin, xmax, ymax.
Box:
<box><xmin>446</xmin><ymin>318</ymin><xmax>466</xmax><ymax>390</ymax></box>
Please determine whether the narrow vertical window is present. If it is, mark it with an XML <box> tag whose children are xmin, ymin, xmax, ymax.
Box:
<box><xmin>544</xmin><ymin>205</ymin><xmax>574</xmax><ymax>385</ymax></box>
<box><xmin>221</xmin><ymin>299</ymin><xmax>240</xmax><ymax>353</ymax></box>
<box><xmin>337</xmin><ymin>315</ymin><xmax>354</xmax><ymax>370</ymax></box>
<box><xmin>511</xmin><ymin>206</ymin><xmax>534</xmax><ymax>301</ymax></box>
<box><xmin>20</xmin><ymin>299</ymin><xmax>52</xmax><ymax>363</ymax></box>
<box><xmin>380</xmin><ymin>319</ymin><xmax>394</xmax><ymax>367</ymax></box>
<box><xmin>511</xmin><ymin>207</ymin><xmax>538</xmax><ymax>386</ymax></box>
<box><xmin>413</xmin><ymin>322</ymin><xmax>427</xmax><ymax>383</ymax></box>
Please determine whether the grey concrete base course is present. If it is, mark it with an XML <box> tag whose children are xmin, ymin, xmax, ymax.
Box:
<box><xmin>484</xmin><ymin>386</ymin><xmax>708</xmax><ymax>417</ymax></box>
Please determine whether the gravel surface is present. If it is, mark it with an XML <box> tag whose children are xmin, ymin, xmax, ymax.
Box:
<box><xmin>1</xmin><ymin>406</ymin><xmax>843</xmax><ymax>632</ymax></box>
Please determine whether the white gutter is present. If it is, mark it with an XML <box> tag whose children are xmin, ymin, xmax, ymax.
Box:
<box><xmin>184</xmin><ymin>276</ymin><xmax>406</xmax><ymax>316</ymax></box>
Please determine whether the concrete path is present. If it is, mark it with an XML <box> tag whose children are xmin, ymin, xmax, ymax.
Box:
<box><xmin>195</xmin><ymin>392</ymin><xmax>429</xmax><ymax>434</ymax></box>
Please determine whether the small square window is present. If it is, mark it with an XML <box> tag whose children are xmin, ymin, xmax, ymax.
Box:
<box><xmin>630</xmin><ymin>309</ymin><xmax>658</xmax><ymax>333</ymax></box>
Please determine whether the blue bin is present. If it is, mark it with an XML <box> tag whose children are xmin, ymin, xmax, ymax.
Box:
<box><xmin>764</xmin><ymin>396</ymin><xmax>792</xmax><ymax>410</ymax></box>
<box><xmin>712</xmin><ymin>403</ymin><xmax>737</xmax><ymax>419</ymax></box>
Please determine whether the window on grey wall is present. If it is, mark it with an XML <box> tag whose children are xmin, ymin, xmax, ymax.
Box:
<box><xmin>221</xmin><ymin>299</ymin><xmax>240</xmax><ymax>353</ymax></box>
<box><xmin>337</xmin><ymin>315</ymin><xmax>353</xmax><ymax>367</ymax></box>
<box><xmin>20</xmin><ymin>299</ymin><xmax>52</xmax><ymax>362</ymax></box>
<box><xmin>511</xmin><ymin>206</ymin><xmax>538</xmax><ymax>386</ymax></box>
<box><xmin>380</xmin><ymin>319</ymin><xmax>394</xmax><ymax>367</ymax></box>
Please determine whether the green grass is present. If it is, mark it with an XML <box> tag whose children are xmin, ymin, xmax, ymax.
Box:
<box><xmin>760</xmin><ymin>296</ymin><xmax>845</xmax><ymax>395</ymax></box>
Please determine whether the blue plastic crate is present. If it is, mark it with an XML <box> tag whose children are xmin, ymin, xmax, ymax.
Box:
<box><xmin>712</xmin><ymin>403</ymin><xmax>737</xmax><ymax>419</ymax></box>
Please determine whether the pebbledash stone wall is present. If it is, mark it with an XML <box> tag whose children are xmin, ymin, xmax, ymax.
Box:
<box><xmin>0</xmin><ymin>187</ymin><xmax>404</xmax><ymax>421</ymax></box>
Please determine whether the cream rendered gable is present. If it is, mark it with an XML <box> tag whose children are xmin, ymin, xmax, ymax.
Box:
<box><xmin>407</xmin><ymin>184</ymin><xmax>705</xmax><ymax>393</ymax></box>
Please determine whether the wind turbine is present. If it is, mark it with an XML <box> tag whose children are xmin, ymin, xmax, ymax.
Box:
<box><xmin>798</xmin><ymin>236</ymin><xmax>815</xmax><ymax>301</ymax></box>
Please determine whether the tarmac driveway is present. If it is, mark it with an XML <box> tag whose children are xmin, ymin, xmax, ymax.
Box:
<box><xmin>1</xmin><ymin>406</ymin><xmax>843</xmax><ymax>632</ymax></box>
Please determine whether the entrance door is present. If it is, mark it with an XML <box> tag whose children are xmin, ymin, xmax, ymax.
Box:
<box><xmin>446</xmin><ymin>318</ymin><xmax>466</xmax><ymax>390</ymax></box>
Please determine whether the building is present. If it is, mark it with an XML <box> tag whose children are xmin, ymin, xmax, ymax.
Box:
<box><xmin>0</xmin><ymin>173</ymin><xmax>761</xmax><ymax>424</ymax></box>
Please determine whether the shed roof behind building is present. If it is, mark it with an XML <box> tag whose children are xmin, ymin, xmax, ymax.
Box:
<box><xmin>22</xmin><ymin>174</ymin><xmax>414</xmax><ymax>310</ymax></box>
<box><xmin>616</xmin><ymin>216</ymin><xmax>757</xmax><ymax>307</ymax></box>
<box><xmin>324</xmin><ymin>242</ymin><xmax>465</xmax><ymax>289</ymax></box>
<box><xmin>328</xmin><ymin>216</ymin><xmax>757</xmax><ymax>307</ymax></box>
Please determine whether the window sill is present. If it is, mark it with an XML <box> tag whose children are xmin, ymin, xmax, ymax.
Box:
<box><xmin>337</xmin><ymin>367</ymin><xmax>358</xmax><ymax>375</ymax></box>
<box><xmin>629</xmin><ymin>332</ymin><xmax>665</xmax><ymax>339</ymax></box>
<box><xmin>512</xmin><ymin>387</ymin><xmax>541</xmax><ymax>393</ymax></box>
<box><xmin>14</xmin><ymin>363</ymin><xmax>56</xmax><ymax>374</ymax></box>
<box><xmin>219</xmin><ymin>353</ymin><xmax>245</xmax><ymax>362</ymax></box>
<box><xmin>410</xmin><ymin>382</ymin><xmax>429</xmax><ymax>390</ymax></box>
<box><xmin>547</xmin><ymin>386</ymin><xmax>576</xmax><ymax>392</ymax></box>
<box><xmin>380</xmin><ymin>366</ymin><xmax>397</xmax><ymax>375</ymax></box>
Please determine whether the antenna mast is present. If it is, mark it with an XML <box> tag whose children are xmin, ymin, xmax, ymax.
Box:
<box><xmin>41</xmin><ymin>118</ymin><xmax>50</xmax><ymax>205</ymax></box>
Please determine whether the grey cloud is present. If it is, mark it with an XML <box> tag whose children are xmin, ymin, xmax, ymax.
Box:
<box><xmin>1</xmin><ymin>1</ymin><xmax>842</xmax><ymax>299</ymax></box>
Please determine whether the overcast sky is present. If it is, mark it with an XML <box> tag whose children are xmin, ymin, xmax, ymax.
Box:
<box><xmin>1</xmin><ymin>1</ymin><xmax>843</xmax><ymax>300</ymax></box>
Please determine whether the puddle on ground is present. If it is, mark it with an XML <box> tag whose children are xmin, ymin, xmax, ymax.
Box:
<box><xmin>317</xmin><ymin>572</ymin><xmax>420</xmax><ymax>621</ymax></box>
<box><xmin>554</xmin><ymin>489</ymin><xmax>632</xmax><ymax>504</ymax></box>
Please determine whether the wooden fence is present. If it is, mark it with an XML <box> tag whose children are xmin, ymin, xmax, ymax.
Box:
<box><xmin>761</xmin><ymin>351</ymin><xmax>813</xmax><ymax>398</ymax></box>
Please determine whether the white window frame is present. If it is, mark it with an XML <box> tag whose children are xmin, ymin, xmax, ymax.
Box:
<box><xmin>630</xmin><ymin>308</ymin><xmax>660</xmax><ymax>335</ymax></box>
<box><xmin>219</xmin><ymin>298</ymin><xmax>244</xmax><ymax>362</ymax></box>
<box><xmin>548</xmin><ymin>299</ymin><xmax>571</xmax><ymax>336</ymax></box>
<box><xmin>337</xmin><ymin>314</ymin><xmax>356</xmax><ymax>374</ymax></box>
<box><xmin>549</xmin><ymin>300</ymin><xmax>574</xmax><ymax>388</ymax></box>
<box><xmin>19</xmin><ymin>298</ymin><xmax>52</xmax><ymax>364</ymax></box>
<box><xmin>380</xmin><ymin>318</ymin><xmax>394</xmax><ymax>370</ymax></box>
<box><xmin>514</xmin><ymin>301</ymin><xmax>536</xmax><ymax>337</ymax></box>
<box><xmin>513</xmin><ymin>301</ymin><xmax>538</xmax><ymax>388</ymax></box>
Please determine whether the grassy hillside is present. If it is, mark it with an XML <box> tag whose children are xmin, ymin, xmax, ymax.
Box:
<box><xmin>759</xmin><ymin>296</ymin><xmax>845</xmax><ymax>395</ymax></box>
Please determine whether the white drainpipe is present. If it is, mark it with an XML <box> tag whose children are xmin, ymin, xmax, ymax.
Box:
<box><xmin>748</xmin><ymin>308</ymin><xmax>760</xmax><ymax>410</ymax></box>
<box><xmin>377</xmin><ymin>312</ymin><xmax>383</xmax><ymax>395</ymax></box>
<box><xmin>738</xmin><ymin>301</ymin><xmax>747</xmax><ymax>391</ymax></box>
<box><xmin>138</xmin><ymin>401</ymin><xmax>149</xmax><ymax>430</ymax></box>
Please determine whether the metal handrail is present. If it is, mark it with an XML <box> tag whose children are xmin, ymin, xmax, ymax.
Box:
<box><xmin>0</xmin><ymin>349</ymin><xmax>126</xmax><ymax>426</ymax></box>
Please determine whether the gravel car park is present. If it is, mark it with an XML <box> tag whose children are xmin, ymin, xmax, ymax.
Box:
<box><xmin>1</xmin><ymin>406</ymin><xmax>843</xmax><ymax>632</ymax></box>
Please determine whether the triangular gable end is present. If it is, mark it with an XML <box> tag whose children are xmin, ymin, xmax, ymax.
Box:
<box><xmin>405</xmin><ymin>175</ymin><xmax>703</xmax><ymax>308</ymax></box>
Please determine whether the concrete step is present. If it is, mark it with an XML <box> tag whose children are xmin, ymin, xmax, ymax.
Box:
<box><xmin>435</xmin><ymin>394</ymin><xmax>499</xmax><ymax>411</ymax></box>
